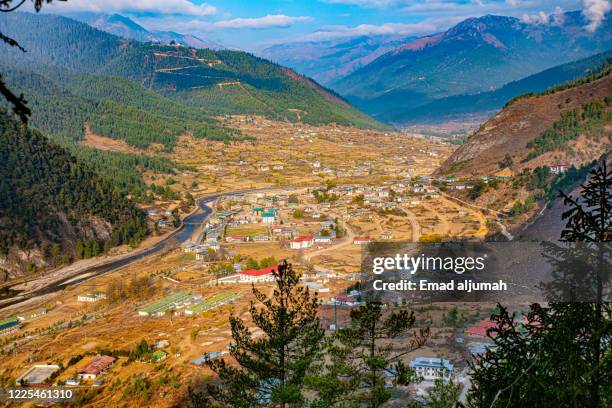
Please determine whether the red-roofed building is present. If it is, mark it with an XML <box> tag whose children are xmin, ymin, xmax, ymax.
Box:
<box><xmin>289</xmin><ymin>235</ymin><xmax>314</xmax><ymax>250</ymax></box>
<box><xmin>78</xmin><ymin>355</ymin><xmax>115</xmax><ymax>380</ymax></box>
<box><xmin>353</xmin><ymin>237</ymin><xmax>370</xmax><ymax>245</ymax></box>
<box><xmin>239</xmin><ymin>265</ymin><xmax>278</xmax><ymax>282</ymax></box>
<box><xmin>466</xmin><ymin>320</ymin><xmax>497</xmax><ymax>338</ymax></box>
<box><xmin>333</xmin><ymin>294</ymin><xmax>359</xmax><ymax>307</ymax></box>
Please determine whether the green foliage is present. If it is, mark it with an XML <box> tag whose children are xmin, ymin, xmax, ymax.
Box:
<box><xmin>308</xmin><ymin>301</ymin><xmax>429</xmax><ymax>408</ymax></box>
<box><xmin>469</xmin><ymin>161</ymin><xmax>611</xmax><ymax>407</ymax></box>
<box><xmin>313</xmin><ymin>189</ymin><xmax>338</xmax><ymax>203</ymax></box>
<box><xmin>66</xmin><ymin>145</ymin><xmax>179</xmax><ymax>197</ymax></box>
<box><xmin>498</xmin><ymin>153</ymin><xmax>514</xmax><ymax>169</ymax></box>
<box><xmin>524</xmin><ymin>99</ymin><xmax>611</xmax><ymax>161</ymax></box>
<box><xmin>426</xmin><ymin>378</ymin><xmax>461</xmax><ymax>408</ymax></box>
<box><xmin>0</xmin><ymin>13</ymin><xmax>384</xmax><ymax>132</ymax></box>
<box><xmin>507</xmin><ymin>57</ymin><xmax>612</xmax><ymax>106</ymax></box>
<box><xmin>195</xmin><ymin>261</ymin><xmax>324</xmax><ymax>407</ymax></box>
<box><xmin>0</xmin><ymin>110</ymin><xmax>147</xmax><ymax>257</ymax></box>
<box><xmin>0</xmin><ymin>62</ymin><xmax>245</xmax><ymax>149</ymax></box>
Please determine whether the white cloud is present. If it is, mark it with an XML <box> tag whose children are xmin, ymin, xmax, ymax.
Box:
<box><xmin>50</xmin><ymin>0</ymin><xmax>217</xmax><ymax>17</ymax></box>
<box><xmin>213</xmin><ymin>14</ymin><xmax>312</xmax><ymax>29</ymax></box>
<box><xmin>583</xmin><ymin>0</ymin><xmax>610</xmax><ymax>31</ymax></box>
<box><xmin>295</xmin><ymin>20</ymin><xmax>443</xmax><ymax>41</ymax></box>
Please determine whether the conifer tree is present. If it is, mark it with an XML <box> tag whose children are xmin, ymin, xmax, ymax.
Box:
<box><xmin>468</xmin><ymin>158</ymin><xmax>611</xmax><ymax>407</ymax></box>
<box><xmin>192</xmin><ymin>260</ymin><xmax>324</xmax><ymax>407</ymax></box>
<box><xmin>309</xmin><ymin>301</ymin><xmax>429</xmax><ymax>408</ymax></box>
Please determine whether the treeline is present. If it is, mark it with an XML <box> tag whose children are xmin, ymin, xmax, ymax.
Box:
<box><xmin>67</xmin><ymin>146</ymin><xmax>179</xmax><ymax>197</ymax></box>
<box><xmin>504</xmin><ymin>57</ymin><xmax>612</xmax><ymax>107</ymax></box>
<box><xmin>0</xmin><ymin>61</ymin><xmax>247</xmax><ymax>149</ymax></box>
<box><xmin>0</xmin><ymin>110</ymin><xmax>147</xmax><ymax>259</ymax></box>
<box><xmin>524</xmin><ymin>98</ymin><xmax>611</xmax><ymax>161</ymax></box>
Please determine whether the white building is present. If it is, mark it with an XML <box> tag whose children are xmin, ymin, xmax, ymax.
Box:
<box><xmin>239</xmin><ymin>266</ymin><xmax>277</xmax><ymax>282</ymax></box>
<box><xmin>289</xmin><ymin>236</ymin><xmax>314</xmax><ymax>250</ymax></box>
<box><xmin>409</xmin><ymin>357</ymin><xmax>453</xmax><ymax>381</ymax></box>
<box><xmin>78</xmin><ymin>292</ymin><xmax>106</xmax><ymax>302</ymax></box>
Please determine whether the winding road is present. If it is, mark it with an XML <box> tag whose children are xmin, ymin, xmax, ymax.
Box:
<box><xmin>0</xmin><ymin>186</ymin><xmax>305</xmax><ymax>311</ymax></box>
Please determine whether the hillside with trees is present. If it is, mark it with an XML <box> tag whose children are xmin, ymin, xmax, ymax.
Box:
<box><xmin>388</xmin><ymin>52</ymin><xmax>612</xmax><ymax>124</ymax></box>
<box><xmin>0</xmin><ymin>109</ymin><xmax>148</xmax><ymax>274</ymax></box>
<box><xmin>439</xmin><ymin>67</ymin><xmax>611</xmax><ymax>177</ymax></box>
<box><xmin>0</xmin><ymin>12</ymin><xmax>384</xmax><ymax>131</ymax></box>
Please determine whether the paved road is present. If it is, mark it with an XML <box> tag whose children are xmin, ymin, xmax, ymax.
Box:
<box><xmin>0</xmin><ymin>186</ymin><xmax>309</xmax><ymax>310</ymax></box>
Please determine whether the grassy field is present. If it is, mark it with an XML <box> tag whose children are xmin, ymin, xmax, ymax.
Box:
<box><xmin>226</xmin><ymin>225</ymin><xmax>269</xmax><ymax>237</ymax></box>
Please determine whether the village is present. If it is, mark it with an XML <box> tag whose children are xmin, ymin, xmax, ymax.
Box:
<box><xmin>0</xmin><ymin>116</ymin><xmax>533</xmax><ymax>406</ymax></box>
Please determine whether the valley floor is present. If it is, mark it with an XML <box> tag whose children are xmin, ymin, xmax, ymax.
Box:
<box><xmin>0</xmin><ymin>117</ymin><xmax>519</xmax><ymax>407</ymax></box>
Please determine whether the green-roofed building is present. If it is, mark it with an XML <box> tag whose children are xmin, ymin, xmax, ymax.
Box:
<box><xmin>0</xmin><ymin>316</ymin><xmax>20</xmax><ymax>335</ymax></box>
<box><xmin>138</xmin><ymin>291</ymin><xmax>200</xmax><ymax>317</ymax></box>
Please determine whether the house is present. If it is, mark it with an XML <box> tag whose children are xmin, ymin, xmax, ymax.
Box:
<box><xmin>239</xmin><ymin>265</ymin><xmax>277</xmax><ymax>283</ymax></box>
<box><xmin>225</xmin><ymin>235</ymin><xmax>246</xmax><ymax>243</ymax></box>
<box><xmin>78</xmin><ymin>356</ymin><xmax>115</xmax><ymax>380</ymax></box>
<box><xmin>320</xmin><ymin>220</ymin><xmax>336</xmax><ymax>229</ymax></box>
<box><xmin>466</xmin><ymin>320</ymin><xmax>497</xmax><ymax>338</ymax></box>
<box><xmin>314</xmin><ymin>230</ymin><xmax>336</xmax><ymax>243</ymax></box>
<box><xmin>409</xmin><ymin>357</ymin><xmax>453</xmax><ymax>381</ymax></box>
<box><xmin>182</xmin><ymin>242</ymin><xmax>197</xmax><ymax>253</ymax></box>
<box><xmin>17</xmin><ymin>308</ymin><xmax>48</xmax><ymax>321</ymax></box>
<box><xmin>0</xmin><ymin>316</ymin><xmax>21</xmax><ymax>336</ymax></box>
<box><xmin>380</xmin><ymin>231</ymin><xmax>393</xmax><ymax>240</ymax></box>
<box><xmin>289</xmin><ymin>236</ymin><xmax>314</xmax><ymax>250</ymax></box>
<box><xmin>549</xmin><ymin>163</ymin><xmax>570</xmax><ymax>174</ymax></box>
<box><xmin>192</xmin><ymin>351</ymin><xmax>224</xmax><ymax>366</ymax></box>
<box><xmin>206</xmin><ymin>231</ymin><xmax>221</xmax><ymax>242</ymax></box>
<box><xmin>262</xmin><ymin>210</ymin><xmax>276</xmax><ymax>224</ymax></box>
<box><xmin>78</xmin><ymin>292</ymin><xmax>106</xmax><ymax>302</ymax></box>
<box><xmin>332</xmin><ymin>295</ymin><xmax>359</xmax><ymax>307</ymax></box>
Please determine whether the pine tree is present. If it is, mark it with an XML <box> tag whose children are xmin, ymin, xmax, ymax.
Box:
<box><xmin>309</xmin><ymin>301</ymin><xmax>429</xmax><ymax>408</ymax></box>
<box><xmin>192</xmin><ymin>260</ymin><xmax>324</xmax><ymax>407</ymax></box>
<box><xmin>468</xmin><ymin>158</ymin><xmax>611</xmax><ymax>407</ymax></box>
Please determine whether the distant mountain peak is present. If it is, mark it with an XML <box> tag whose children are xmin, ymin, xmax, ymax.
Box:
<box><xmin>81</xmin><ymin>12</ymin><xmax>225</xmax><ymax>50</ymax></box>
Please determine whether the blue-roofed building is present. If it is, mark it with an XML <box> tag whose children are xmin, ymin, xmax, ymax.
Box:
<box><xmin>262</xmin><ymin>209</ymin><xmax>276</xmax><ymax>224</ymax></box>
<box><xmin>192</xmin><ymin>352</ymin><xmax>223</xmax><ymax>366</ymax></box>
<box><xmin>409</xmin><ymin>357</ymin><xmax>453</xmax><ymax>381</ymax></box>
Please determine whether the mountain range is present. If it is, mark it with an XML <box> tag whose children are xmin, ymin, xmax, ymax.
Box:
<box><xmin>261</xmin><ymin>34</ymin><xmax>415</xmax><ymax>86</ymax></box>
<box><xmin>74</xmin><ymin>12</ymin><xmax>225</xmax><ymax>50</ymax></box>
<box><xmin>329</xmin><ymin>11</ymin><xmax>612</xmax><ymax>124</ymax></box>
<box><xmin>0</xmin><ymin>13</ymin><xmax>383</xmax><ymax>134</ymax></box>
<box><xmin>391</xmin><ymin>51</ymin><xmax>612</xmax><ymax>123</ymax></box>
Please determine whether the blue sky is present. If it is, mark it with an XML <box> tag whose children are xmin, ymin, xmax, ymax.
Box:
<box><xmin>41</xmin><ymin>0</ymin><xmax>604</xmax><ymax>51</ymax></box>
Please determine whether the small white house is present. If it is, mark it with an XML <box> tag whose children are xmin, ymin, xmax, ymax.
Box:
<box><xmin>78</xmin><ymin>292</ymin><xmax>106</xmax><ymax>302</ymax></box>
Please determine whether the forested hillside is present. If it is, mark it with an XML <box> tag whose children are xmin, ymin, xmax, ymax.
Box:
<box><xmin>0</xmin><ymin>110</ymin><xmax>148</xmax><ymax>270</ymax></box>
<box><xmin>0</xmin><ymin>12</ymin><xmax>384</xmax><ymax>130</ymax></box>
<box><xmin>439</xmin><ymin>67</ymin><xmax>612</xmax><ymax>176</ymax></box>
<box><xmin>384</xmin><ymin>52</ymin><xmax>612</xmax><ymax>123</ymax></box>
